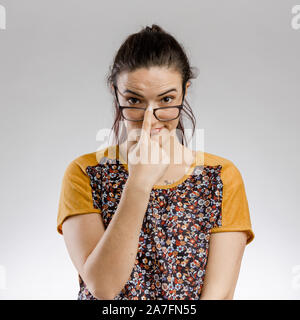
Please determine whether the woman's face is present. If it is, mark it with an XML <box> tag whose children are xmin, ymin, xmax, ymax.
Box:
<box><xmin>114</xmin><ymin>66</ymin><xmax>190</xmax><ymax>147</ymax></box>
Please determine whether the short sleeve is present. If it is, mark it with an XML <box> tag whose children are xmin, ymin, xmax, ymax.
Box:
<box><xmin>210</xmin><ymin>161</ymin><xmax>255</xmax><ymax>245</ymax></box>
<box><xmin>57</xmin><ymin>159</ymin><xmax>102</xmax><ymax>235</ymax></box>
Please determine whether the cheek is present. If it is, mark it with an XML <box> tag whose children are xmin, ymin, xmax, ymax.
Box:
<box><xmin>165</xmin><ymin>119</ymin><xmax>179</xmax><ymax>135</ymax></box>
<box><xmin>126</xmin><ymin>123</ymin><xmax>143</xmax><ymax>141</ymax></box>
<box><xmin>125</xmin><ymin>121</ymin><xmax>140</xmax><ymax>131</ymax></box>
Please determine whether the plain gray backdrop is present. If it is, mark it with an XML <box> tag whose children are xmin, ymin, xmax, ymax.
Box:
<box><xmin>0</xmin><ymin>0</ymin><xmax>299</xmax><ymax>299</ymax></box>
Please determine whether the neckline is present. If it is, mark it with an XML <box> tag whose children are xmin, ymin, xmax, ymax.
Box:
<box><xmin>152</xmin><ymin>158</ymin><xmax>197</xmax><ymax>189</ymax></box>
<box><xmin>105</xmin><ymin>144</ymin><xmax>203</xmax><ymax>190</ymax></box>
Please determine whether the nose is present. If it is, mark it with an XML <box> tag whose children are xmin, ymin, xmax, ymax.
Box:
<box><xmin>146</xmin><ymin>107</ymin><xmax>162</xmax><ymax>124</ymax></box>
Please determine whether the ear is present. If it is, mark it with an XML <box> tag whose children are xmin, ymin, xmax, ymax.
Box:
<box><xmin>185</xmin><ymin>81</ymin><xmax>191</xmax><ymax>91</ymax></box>
<box><xmin>183</xmin><ymin>81</ymin><xmax>191</xmax><ymax>97</ymax></box>
<box><xmin>111</xmin><ymin>83</ymin><xmax>115</xmax><ymax>94</ymax></box>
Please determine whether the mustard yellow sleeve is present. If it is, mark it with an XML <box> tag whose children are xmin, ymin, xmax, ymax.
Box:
<box><xmin>210</xmin><ymin>161</ymin><xmax>255</xmax><ymax>245</ymax></box>
<box><xmin>57</xmin><ymin>159</ymin><xmax>102</xmax><ymax>235</ymax></box>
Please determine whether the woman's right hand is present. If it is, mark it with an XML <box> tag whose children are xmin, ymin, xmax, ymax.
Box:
<box><xmin>126</xmin><ymin>105</ymin><xmax>171</xmax><ymax>191</ymax></box>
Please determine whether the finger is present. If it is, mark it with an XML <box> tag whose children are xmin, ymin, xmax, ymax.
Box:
<box><xmin>140</xmin><ymin>105</ymin><xmax>153</xmax><ymax>143</ymax></box>
<box><xmin>152</xmin><ymin>127</ymin><xmax>171</xmax><ymax>148</ymax></box>
<box><xmin>160</xmin><ymin>130</ymin><xmax>172</xmax><ymax>164</ymax></box>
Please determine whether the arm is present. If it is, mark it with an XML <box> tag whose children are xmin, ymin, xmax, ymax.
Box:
<box><xmin>199</xmin><ymin>231</ymin><xmax>247</xmax><ymax>300</ymax></box>
<box><xmin>62</xmin><ymin>178</ymin><xmax>152</xmax><ymax>300</ymax></box>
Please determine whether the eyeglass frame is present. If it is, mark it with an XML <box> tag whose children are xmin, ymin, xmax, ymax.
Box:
<box><xmin>113</xmin><ymin>84</ymin><xmax>186</xmax><ymax>122</ymax></box>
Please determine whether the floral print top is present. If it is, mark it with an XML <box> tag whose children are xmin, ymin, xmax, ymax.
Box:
<box><xmin>57</xmin><ymin>144</ymin><xmax>254</xmax><ymax>300</ymax></box>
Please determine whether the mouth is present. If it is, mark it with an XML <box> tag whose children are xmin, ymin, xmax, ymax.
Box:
<box><xmin>150</xmin><ymin>127</ymin><xmax>164</xmax><ymax>135</ymax></box>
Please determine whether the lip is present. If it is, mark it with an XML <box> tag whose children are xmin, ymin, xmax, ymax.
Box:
<box><xmin>150</xmin><ymin>127</ymin><xmax>164</xmax><ymax>134</ymax></box>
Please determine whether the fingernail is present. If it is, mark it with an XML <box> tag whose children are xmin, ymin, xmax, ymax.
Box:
<box><xmin>148</xmin><ymin>105</ymin><xmax>152</xmax><ymax>111</ymax></box>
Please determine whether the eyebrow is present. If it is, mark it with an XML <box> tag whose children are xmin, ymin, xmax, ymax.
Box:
<box><xmin>123</xmin><ymin>88</ymin><xmax>177</xmax><ymax>97</ymax></box>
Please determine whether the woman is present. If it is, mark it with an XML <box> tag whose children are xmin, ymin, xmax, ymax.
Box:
<box><xmin>57</xmin><ymin>24</ymin><xmax>255</xmax><ymax>300</ymax></box>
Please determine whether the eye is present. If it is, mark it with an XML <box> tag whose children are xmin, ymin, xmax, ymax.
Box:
<box><xmin>127</xmin><ymin>97</ymin><xmax>140</xmax><ymax>105</ymax></box>
<box><xmin>162</xmin><ymin>96</ymin><xmax>175</xmax><ymax>103</ymax></box>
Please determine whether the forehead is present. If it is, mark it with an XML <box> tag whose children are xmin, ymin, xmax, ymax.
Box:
<box><xmin>117</xmin><ymin>66</ymin><xmax>182</xmax><ymax>91</ymax></box>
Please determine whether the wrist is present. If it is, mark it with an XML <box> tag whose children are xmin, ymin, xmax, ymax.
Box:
<box><xmin>125</xmin><ymin>177</ymin><xmax>153</xmax><ymax>194</ymax></box>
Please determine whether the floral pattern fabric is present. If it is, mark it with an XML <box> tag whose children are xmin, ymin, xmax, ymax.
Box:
<box><xmin>78</xmin><ymin>156</ymin><xmax>223</xmax><ymax>300</ymax></box>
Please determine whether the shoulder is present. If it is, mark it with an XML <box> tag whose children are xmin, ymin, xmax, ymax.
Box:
<box><xmin>200</xmin><ymin>150</ymin><xmax>234</xmax><ymax>168</ymax></box>
<box><xmin>200</xmin><ymin>150</ymin><xmax>244</xmax><ymax>182</ymax></box>
<box><xmin>193</xmin><ymin>150</ymin><xmax>246</xmax><ymax>190</ymax></box>
<box><xmin>64</xmin><ymin>146</ymin><xmax>112</xmax><ymax>176</ymax></box>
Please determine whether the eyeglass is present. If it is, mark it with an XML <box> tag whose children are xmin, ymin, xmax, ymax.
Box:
<box><xmin>113</xmin><ymin>84</ymin><xmax>186</xmax><ymax>122</ymax></box>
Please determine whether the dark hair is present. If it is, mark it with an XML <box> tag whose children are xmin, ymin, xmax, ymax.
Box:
<box><xmin>106</xmin><ymin>24</ymin><xmax>199</xmax><ymax>146</ymax></box>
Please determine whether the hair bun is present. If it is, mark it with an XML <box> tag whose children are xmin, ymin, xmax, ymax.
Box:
<box><xmin>145</xmin><ymin>24</ymin><xmax>163</xmax><ymax>33</ymax></box>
